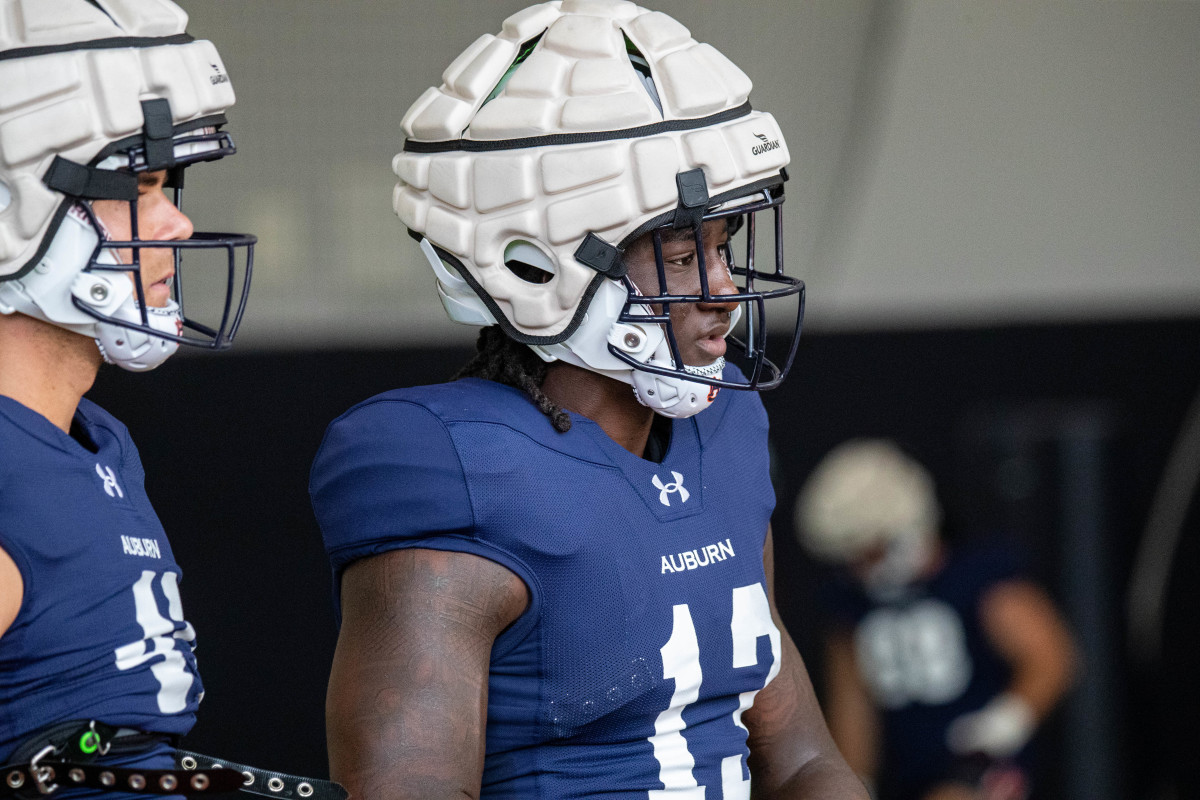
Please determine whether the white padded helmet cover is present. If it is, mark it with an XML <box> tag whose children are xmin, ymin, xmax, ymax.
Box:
<box><xmin>796</xmin><ymin>439</ymin><xmax>943</xmax><ymax>564</ymax></box>
<box><xmin>393</xmin><ymin>0</ymin><xmax>791</xmax><ymax>342</ymax></box>
<box><xmin>0</xmin><ymin>0</ymin><xmax>236</xmax><ymax>279</ymax></box>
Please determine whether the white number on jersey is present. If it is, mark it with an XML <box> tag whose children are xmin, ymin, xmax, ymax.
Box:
<box><xmin>113</xmin><ymin>570</ymin><xmax>198</xmax><ymax>713</ymax></box>
<box><xmin>649</xmin><ymin>582</ymin><xmax>781</xmax><ymax>799</ymax></box>
<box><xmin>854</xmin><ymin>598</ymin><xmax>971</xmax><ymax>709</ymax></box>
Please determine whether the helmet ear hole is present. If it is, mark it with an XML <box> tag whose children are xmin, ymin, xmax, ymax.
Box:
<box><xmin>504</xmin><ymin>240</ymin><xmax>555</xmax><ymax>285</ymax></box>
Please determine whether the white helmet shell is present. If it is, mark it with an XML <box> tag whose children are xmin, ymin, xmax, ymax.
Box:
<box><xmin>395</xmin><ymin>0</ymin><xmax>792</xmax><ymax>416</ymax></box>
<box><xmin>0</xmin><ymin>0</ymin><xmax>245</xmax><ymax>372</ymax></box>
<box><xmin>0</xmin><ymin>0</ymin><xmax>235</xmax><ymax>280</ymax></box>
<box><xmin>795</xmin><ymin>438</ymin><xmax>942</xmax><ymax>567</ymax></box>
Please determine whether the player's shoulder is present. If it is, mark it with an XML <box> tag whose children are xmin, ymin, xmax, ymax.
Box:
<box><xmin>332</xmin><ymin>378</ymin><xmax>543</xmax><ymax>431</ymax></box>
<box><xmin>0</xmin><ymin>396</ymin><xmax>129</xmax><ymax>460</ymax></box>
<box><xmin>313</xmin><ymin>378</ymin><xmax>556</xmax><ymax>483</ymax></box>
<box><xmin>310</xmin><ymin>383</ymin><xmax>501</xmax><ymax>577</ymax></box>
<box><xmin>74</xmin><ymin>397</ymin><xmax>130</xmax><ymax>441</ymax></box>
<box><xmin>318</xmin><ymin>378</ymin><xmax>574</xmax><ymax>470</ymax></box>
<box><xmin>938</xmin><ymin>536</ymin><xmax>1029</xmax><ymax>595</ymax></box>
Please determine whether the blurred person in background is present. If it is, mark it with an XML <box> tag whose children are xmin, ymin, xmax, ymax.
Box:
<box><xmin>795</xmin><ymin>439</ymin><xmax>1077</xmax><ymax>800</ymax></box>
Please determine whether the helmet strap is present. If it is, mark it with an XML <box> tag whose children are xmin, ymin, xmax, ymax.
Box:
<box><xmin>41</xmin><ymin>157</ymin><xmax>136</xmax><ymax>200</ymax></box>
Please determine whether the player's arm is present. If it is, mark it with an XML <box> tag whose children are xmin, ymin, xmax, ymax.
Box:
<box><xmin>0</xmin><ymin>544</ymin><xmax>23</xmax><ymax>639</ymax></box>
<box><xmin>744</xmin><ymin>525</ymin><xmax>871</xmax><ymax>800</ymax></box>
<box><xmin>946</xmin><ymin>578</ymin><xmax>1077</xmax><ymax>758</ymax></box>
<box><xmin>326</xmin><ymin>547</ymin><xmax>529</xmax><ymax>800</ymax></box>
<box><xmin>980</xmin><ymin>579</ymin><xmax>1077</xmax><ymax>717</ymax></box>
<box><xmin>824</xmin><ymin>630</ymin><xmax>880</xmax><ymax>782</ymax></box>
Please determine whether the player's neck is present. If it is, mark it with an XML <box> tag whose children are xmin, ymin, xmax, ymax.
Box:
<box><xmin>0</xmin><ymin>314</ymin><xmax>102</xmax><ymax>433</ymax></box>
<box><xmin>542</xmin><ymin>361</ymin><xmax>655</xmax><ymax>458</ymax></box>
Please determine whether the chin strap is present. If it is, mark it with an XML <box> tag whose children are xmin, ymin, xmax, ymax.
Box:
<box><xmin>683</xmin><ymin>357</ymin><xmax>725</xmax><ymax>380</ymax></box>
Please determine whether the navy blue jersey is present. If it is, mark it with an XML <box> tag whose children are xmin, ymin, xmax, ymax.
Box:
<box><xmin>823</xmin><ymin>543</ymin><xmax>1028</xmax><ymax>800</ymax></box>
<box><xmin>311</xmin><ymin>375</ymin><xmax>782</xmax><ymax>799</ymax></box>
<box><xmin>0</xmin><ymin>396</ymin><xmax>201</xmax><ymax>768</ymax></box>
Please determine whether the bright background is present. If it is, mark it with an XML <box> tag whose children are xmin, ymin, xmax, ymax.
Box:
<box><xmin>180</xmin><ymin>0</ymin><xmax>1200</xmax><ymax>345</ymax></box>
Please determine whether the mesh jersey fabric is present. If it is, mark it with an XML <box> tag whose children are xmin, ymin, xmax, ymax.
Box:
<box><xmin>0</xmin><ymin>396</ymin><xmax>201</xmax><ymax>779</ymax></box>
<box><xmin>821</xmin><ymin>540</ymin><xmax>1031</xmax><ymax>800</ymax></box>
<box><xmin>310</xmin><ymin>371</ymin><xmax>782</xmax><ymax>798</ymax></box>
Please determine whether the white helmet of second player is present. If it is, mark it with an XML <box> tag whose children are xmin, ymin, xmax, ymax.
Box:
<box><xmin>796</xmin><ymin>439</ymin><xmax>942</xmax><ymax>595</ymax></box>
<box><xmin>394</xmin><ymin>0</ymin><xmax>804</xmax><ymax>418</ymax></box>
<box><xmin>0</xmin><ymin>0</ymin><xmax>255</xmax><ymax>371</ymax></box>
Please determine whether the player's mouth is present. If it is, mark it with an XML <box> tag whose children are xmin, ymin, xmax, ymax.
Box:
<box><xmin>696</xmin><ymin>332</ymin><xmax>727</xmax><ymax>360</ymax></box>
<box><xmin>692</xmin><ymin>320</ymin><xmax>731</xmax><ymax>362</ymax></box>
<box><xmin>144</xmin><ymin>272</ymin><xmax>174</xmax><ymax>307</ymax></box>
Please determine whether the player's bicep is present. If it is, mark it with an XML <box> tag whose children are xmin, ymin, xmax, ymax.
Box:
<box><xmin>978</xmin><ymin>579</ymin><xmax>1073</xmax><ymax>665</ymax></box>
<box><xmin>977</xmin><ymin>578</ymin><xmax>1077</xmax><ymax>715</ymax></box>
<box><xmin>327</xmin><ymin>547</ymin><xmax>528</xmax><ymax>800</ymax></box>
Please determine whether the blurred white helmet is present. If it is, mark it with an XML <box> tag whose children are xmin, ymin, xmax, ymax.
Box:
<box><xmin>796</xmin><ymin>439</ymin><xmax>941</xmax><ymax>594</ymax></box>
<box><xmin>0</xmin><ymin>0</ymin><xmax>255</xmax><ymax>371</ymax></box>
<box><xmin>395</xmin><ymin>0</ymin><xmax>805</xmax><ymax>418</ymax></box>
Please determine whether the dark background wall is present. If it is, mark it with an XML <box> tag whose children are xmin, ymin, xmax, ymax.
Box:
<box><xmin>86</xmin><ymin>315</ymin><xmax>1200</xmax><ymax>798</ymax></box>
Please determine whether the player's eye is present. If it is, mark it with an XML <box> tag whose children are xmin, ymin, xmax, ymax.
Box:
<box><xmin>665</xmin><ymin>251</ymin><xmax>696</xmax><ymax>268</ymax></box>
<box><xmin>137</xmin><ymin>171</ymin><xmax>167</xmax><ymax>193</ymax></box>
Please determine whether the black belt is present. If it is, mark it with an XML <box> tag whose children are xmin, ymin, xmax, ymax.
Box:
<box><xmin>174</xmin><ymin>751</ymin><xmax>344</xmax><ymax>800</ymax></box>
<box><xmin>1</xmin><ymin>721</ymin><xmax>346</xmax><ymax>800</ymax></box>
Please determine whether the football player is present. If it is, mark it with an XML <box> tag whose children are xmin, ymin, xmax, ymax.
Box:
<box><xmin>796</xmin><ymin>439</ymin><xmax>1078</xmax><ymax>800</ymax></box>
<box><xmin>0</xmin><ymin>0</ymin><xmax>254</xmax><ymax>795</ymax></box>
<box><xmin>310</xmin><ymin>2</ymin><xmax>867</xmax><ymax>798</ymax></box>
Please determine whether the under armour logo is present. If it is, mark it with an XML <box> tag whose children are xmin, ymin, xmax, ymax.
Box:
<box><xmin>96</xmin><ymin>464</ymin><xmax>124</xmax><ymax>499</ymax></box>
<box><xmin>652</xmin><ymin>471</ymin><xmax>690</xmax><ymax>507</ymax></box>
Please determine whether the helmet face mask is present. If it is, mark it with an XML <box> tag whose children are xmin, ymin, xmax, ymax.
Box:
<box><xmin>75</xmin><ymin>127</ymin><xmax>254</xmax><ymax>354</ymax></box>
<box><xmin>612</xmin><ymin>179</ymin><xmax>803</xmax><ymax>393</ymax></box>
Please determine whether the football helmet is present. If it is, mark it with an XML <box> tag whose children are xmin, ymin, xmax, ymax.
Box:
<box><xmin>394</xmin><ymin>0</ymin><xmax>803</xmax><ymax>417</ymax></box>
<box><xmin>796</xmin><ymin>439</ymin><xmax>941</xmax><ymax>595</ymax></box>
<box><xmin>0</xmin><ymin>0</ymin><xmax>254</xmax><ymax>372</ymax></box>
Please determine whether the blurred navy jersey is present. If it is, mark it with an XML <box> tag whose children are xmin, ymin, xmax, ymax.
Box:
<box><xmin>311</xmin><ymin>374</ymin><xmax>781</xmax><ymax>799</ymax></box>
<box><xmin>823</xmin><ymin>542</ymin><xmax>1030</xmax><ymax>800</ymax></box>
<box><xmin>0</xmin><ymin>396</ymin><xmax>201</xmax><ymax>766</ymax></box>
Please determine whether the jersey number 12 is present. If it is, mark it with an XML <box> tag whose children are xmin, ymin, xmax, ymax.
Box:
<box><xmin>649</xmin><ymin>582</ymin><xmax>781</xmax><ymax>799</ymax></box>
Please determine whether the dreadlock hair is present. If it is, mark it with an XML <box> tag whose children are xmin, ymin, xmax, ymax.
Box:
<box><xmin>455</xmin><ymin>325</ymin><xmax>572</xmax><ymax>433</ymax></box>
